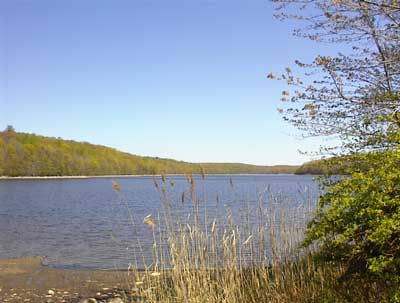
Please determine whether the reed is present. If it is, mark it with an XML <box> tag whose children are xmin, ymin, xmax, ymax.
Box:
<box><xmin>110</xmin><ymin>177</ymin><xmax>377</xmax><ymax>303</ymax></box>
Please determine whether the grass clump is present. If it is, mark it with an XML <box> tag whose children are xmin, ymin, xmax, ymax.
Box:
<box><xmin>111</xmin><ymin>174</ymin><xmax>391</xmax><ymax>303</ymax></box>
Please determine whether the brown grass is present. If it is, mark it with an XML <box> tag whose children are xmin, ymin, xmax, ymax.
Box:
<box><xmin>110</xmin><ymin>177</ymin><xmax>385</xmax><ymax>303</ymax></box>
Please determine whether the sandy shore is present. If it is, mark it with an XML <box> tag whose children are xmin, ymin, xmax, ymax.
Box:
<box><xmin>0</xmin><ymin>257</ymin><xmax>139</xmax><ymax>303</ymax></box>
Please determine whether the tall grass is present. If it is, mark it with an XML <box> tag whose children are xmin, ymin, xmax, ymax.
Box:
<box><xmin>110</xmin><ymin>175</ymin><xmax>370</xmax><ymax>303</ymax></box>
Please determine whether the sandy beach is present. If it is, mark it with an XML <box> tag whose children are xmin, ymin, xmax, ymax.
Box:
<box><xmin>0</xmin><ymin>257</ymin><xmax>138</xmax><ymax>303</ymax></box>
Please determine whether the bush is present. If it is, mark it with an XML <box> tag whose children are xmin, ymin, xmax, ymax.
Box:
<box><xmin>303</xmin><ymin>150</ymin><xmax>400</xmax><ymax>301</ymax></box>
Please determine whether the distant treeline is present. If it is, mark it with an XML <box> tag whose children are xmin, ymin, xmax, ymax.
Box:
<box><xmin>294</xmin><ymin>154</ymin><xmax>370</xmax><ymax>175</ymax></box>
<box><xmin>294</xmin><ymin>160</ymin><xmax>329</xmax><ymax>175</ymax></box>
<box><xmin>0</xmin><ymin>129</ymin><xmax>298</xmax><ymax>177</ymax></box>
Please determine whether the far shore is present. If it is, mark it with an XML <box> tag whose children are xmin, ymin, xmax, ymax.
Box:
<box><xmin>0</xmin><ymin>174</ymin><xmax>163</xmax><ymax>180</ymax></box>
<box><xmin>0</xmin><ymin>173</ymin><xmax>300</xmax><ymax>180</ymax></box>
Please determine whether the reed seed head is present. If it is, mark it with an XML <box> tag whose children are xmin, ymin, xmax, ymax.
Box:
<box><xmin>144</xmin><ymin>214</ymin><xmax>156</xmax><ymax>228</ymax></box>
<box><xmin>111</xmin><ymin>180</ymin><xmax>121</xmax><ymax>192</ymax></box>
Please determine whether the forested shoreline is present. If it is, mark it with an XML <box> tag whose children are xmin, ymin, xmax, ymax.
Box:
<box><xmin>0</xmin><ymin>129</ymin><xmax>298</xmax><ymax>177</ymax></box>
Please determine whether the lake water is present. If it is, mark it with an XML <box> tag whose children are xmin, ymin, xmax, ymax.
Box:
<box><xmin>0</xmin><ymin>175</ymin><xmax>318</xmax><ymax>270</ymax></box>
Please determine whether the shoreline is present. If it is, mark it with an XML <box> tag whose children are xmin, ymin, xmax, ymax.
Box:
<box><xmin>0</xmin><ymin>256</ymin><xmax>139</xmax><ymax>302</ymax></box>
<box><xmin>0</xmin><ymin>173</ymin><xmax>299</xmax><ymax>180</ymax></box>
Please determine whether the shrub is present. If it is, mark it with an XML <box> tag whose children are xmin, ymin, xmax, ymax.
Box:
<box><xmin>303</xmin><ymin>150</ymin><xmax>400</xmax><ymax>301</ymax></box>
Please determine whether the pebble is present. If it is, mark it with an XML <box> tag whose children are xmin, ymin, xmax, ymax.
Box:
<box><xmin>1</xmin><ymin>287</ymin><xmax>131</xmax><ymax>303</ymax></box>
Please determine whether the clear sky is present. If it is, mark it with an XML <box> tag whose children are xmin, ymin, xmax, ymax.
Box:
<box><xmin>1</xmin><ymin>0</ymin><xmax>336</xmax><ymax>165</ymax></box>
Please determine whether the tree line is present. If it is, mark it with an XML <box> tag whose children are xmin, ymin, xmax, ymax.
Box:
<box><xmin>0</xmin><ymin>128</ymin><xmax>298</xmax><ymax>177</ymax></box>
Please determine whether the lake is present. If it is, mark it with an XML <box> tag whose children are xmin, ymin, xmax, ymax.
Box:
<box><xmin>0</xmin><ymin>175</ymin><xmax>318</xmax><ymax>270</ymax></box>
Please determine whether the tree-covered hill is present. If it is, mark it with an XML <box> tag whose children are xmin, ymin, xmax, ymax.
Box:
<box><xmin>0</xmin><ymin>129</ymin><xmax>298</xmax><ymax>177</ymax></box>
<box><xmin>294</xmin><ymin>160</ymin><xmax>328</xmax><ymax>175</ymax></box>
<box><xmin>201</xmin><ymin>162</ymin><xmax>296</xmax><ymax>174</ymax></box>
<box><xmin>294</xmin><ymin>154</ymin><xmax>373</xmax><ymax>175</ymax></box>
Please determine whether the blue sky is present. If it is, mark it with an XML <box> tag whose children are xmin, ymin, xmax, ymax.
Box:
<box><xmin>1</xmin><ymin>0</ymin><xmax>337</xmax><ymax>165</ymax></box>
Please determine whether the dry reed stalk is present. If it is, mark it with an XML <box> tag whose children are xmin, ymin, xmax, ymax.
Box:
<box><xmin>110</xmin><ymin>176</ymin><xmax>354</xmax><ymax>303</ymax></box>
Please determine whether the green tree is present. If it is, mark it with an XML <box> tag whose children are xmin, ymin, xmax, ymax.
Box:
<box><xmin>270</xmin><ymin>0</ymin><xmax>400</xmax><ymax>300</ymax></box>
<box><xmin>304</xmin><ymin>151</ymin><xmax>400</xmax><ymax>299</ymax></box>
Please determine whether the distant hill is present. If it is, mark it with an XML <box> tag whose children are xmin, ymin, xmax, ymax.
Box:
<box><xmin>294</xmin><ymin>154</ymin><xmax>366</xmax><ymax>175</ymax></box>
<box><xmin>294</xmin><ymin>160</ymin><xmax>328</xmax><ymax>175</ymax></box>
<box><xmin>0</xmin><ymin>129</ymin><xmax>299</xmax><ymax>177</ymax></box>
<box><xmin>200</xmin><ymin>163</ymin><xmax>296</xmax><ymax>174</ymax></box>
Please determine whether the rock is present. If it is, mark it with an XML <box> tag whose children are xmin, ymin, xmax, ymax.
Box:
<box><xmin>79</xmin><ymin>298</ymin><xmax>97</xmax><ymax>303</ymax></box>
<box><xmin>108</xmin><ymin>298</ymin><xmax>124</xmax><ymax>303</ymax></box>
<box><xmin>47</xmin><ymin>289</ymin><xmax>55</xmax><ymax>296</ymax></box>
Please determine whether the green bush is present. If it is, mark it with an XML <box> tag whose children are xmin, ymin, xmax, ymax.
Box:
<box><xmin>303</xmin><ymin>150</ymin><xmax>400</xmax><ymax>301</ymax></box>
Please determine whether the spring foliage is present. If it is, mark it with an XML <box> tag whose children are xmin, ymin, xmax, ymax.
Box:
<box><xmin>271</xmin><ymin>0</ymin><xmax>400</xmax><ymax>154</ymax></box>
<box><xmin>303</xmin><ymin>151</ymin><xmax>400</xmax><ymax>298</ymax></box>
<box><xmin>270</xmin><ymin>0</ymin><xmax>400</xmax><ymax>299</ymax></box>
<box><xmin>0</xmin><ymin>129</ymin><xmax>297</xmax><ymax>177</ymax></box>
